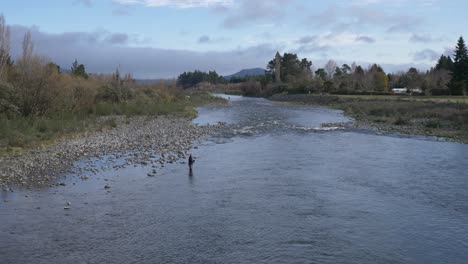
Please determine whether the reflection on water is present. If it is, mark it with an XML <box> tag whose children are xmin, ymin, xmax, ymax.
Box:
<box><xmin>1</xmin><ymin>95</ymin><xmax>467</xmax><ymax>264</ymax></box>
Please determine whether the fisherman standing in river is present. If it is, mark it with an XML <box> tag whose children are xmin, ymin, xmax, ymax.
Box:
<box><xmin>188</xmin><ymin>154</ymin><xmax>195</xmax><ymax>171</ymax></box>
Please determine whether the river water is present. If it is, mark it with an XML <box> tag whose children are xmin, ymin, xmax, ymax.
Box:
<box><xmin>1</xmin><ymin>95</ymin><xmax>468</xmax><ymax>263</ymax></box>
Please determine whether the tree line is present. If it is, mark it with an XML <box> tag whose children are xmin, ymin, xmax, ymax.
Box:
<box><xmin>176</xmin><ymin>70</ymin><xmax>225</xmax><ymax>88</ymax></box>
<box><xmin>0</xmin><ymin>15</ymin><xmax>176</xmax><ymax>118</ymax></box>
<box><xmin>257</xmin><ymin>36</ymin><xmax>467</xmax><ymax>96</ymax></box>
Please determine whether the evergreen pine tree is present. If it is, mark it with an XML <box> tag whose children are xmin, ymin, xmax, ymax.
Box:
<box><xmin>449</xmin><ymin>36</ymin><xmax>468</xmax><ymax>95</ymax></box>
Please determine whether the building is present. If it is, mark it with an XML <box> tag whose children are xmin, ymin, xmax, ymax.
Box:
<box><xmin>392</xmin><ymin>88</ymin><xmax>408</xmax><ymax>94</ymax></box>
<box><xmin>391</xmin><ymin>88</ymin><xmax>424</xmax><ymax>95</ymax></box>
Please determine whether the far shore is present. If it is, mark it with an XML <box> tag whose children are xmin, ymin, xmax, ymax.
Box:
<box><xmin>270</xmin><ymin>93</ymin><xmax>468</xmax><ymax>144</ymax></box>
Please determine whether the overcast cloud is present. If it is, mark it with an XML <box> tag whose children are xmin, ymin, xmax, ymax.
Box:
<box><xmin>9</xmin><ymin>25</ymin><xmax>276</xmax><ymax>78</ymax></box>
<box><xmin>2</xmin><ymin>0</ymin><xmax>461</xmax><ymax>77</ymax></box>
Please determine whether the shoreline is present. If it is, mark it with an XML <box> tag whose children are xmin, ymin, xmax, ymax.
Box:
<box><xmin>270</xmin><ymin>93</ymin><xmax>468</xmax><ymax>144</ymax></box>
<box><xmin>0</xmin><ymin>116</ymin><xmax>224</xmax><ymax>188</ymax></box>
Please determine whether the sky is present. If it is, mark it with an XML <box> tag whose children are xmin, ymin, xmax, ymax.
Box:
<box><xmin>1</xmin><ymin>0</ymin><xmax>466</xmax><ymax>78</ymax></box>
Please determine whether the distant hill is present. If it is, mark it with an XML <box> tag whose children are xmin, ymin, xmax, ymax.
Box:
<box><xmin>224</xmin><ymin>68</ymin><xmax>266</xmax><ymax>80</ymax></box>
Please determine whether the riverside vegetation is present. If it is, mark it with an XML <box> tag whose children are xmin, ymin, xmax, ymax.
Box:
<box><xmin>0</xmin><ymin>16</ymin><xmax>224</xmax><ymax>155</ymax></box>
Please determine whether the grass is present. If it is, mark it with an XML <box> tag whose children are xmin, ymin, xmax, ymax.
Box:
<box><xmin>271</xmin><ymin>94</ymin><xmax>468</xmax><ymax>143</ymax></box>
<box><xmin>336</xmin><ymin>94</ymin><xmax>468</xmax><ymax>104</ymax></box>
<box><xmin>0</xmin><ymin>113</ymin><xmax>97</xmax><ymax>155</ymax></box>
<box><xmin>0</xmin><ymin>92</ymin><xmax>226</xmax><ymax>155</ymax></box>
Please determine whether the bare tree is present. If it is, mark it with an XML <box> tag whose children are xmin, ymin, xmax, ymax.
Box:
<box><xmin>324</xmin><ymin>59</ymin><xmax>337</xmax><ymax>79</ymax></box>
<box><xmin>21</xmin><ymin>31</ymin><xmax>34</xmax><ymax>66</ymax></box>
<box><xmin>351</xmin><ymin>62</ymin><xmax>357</xmax><ymax>73</ymax></box>
<box><xmin>0</xmin><ymin>14</ymin><xmax>11</xmax><ymax>81</ymax></box>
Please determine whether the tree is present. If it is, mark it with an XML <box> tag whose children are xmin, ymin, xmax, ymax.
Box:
<box><xmin>21</xmin><ymin>31</ymin><xmax>33</xmax><ymax>69</ymax></box>
<box><xmin>323</xmin><ymin>80</ymin><xmax>335</xmax><ymax>92</ymax></box>
<box><xmin>353</xmin><ymin>65</ymin><xmax>365</xmax><ymax>90</ymax></box>
<box><xmin>334</xmin><ymin>66</ymin><xmax>343</xmax><ymax>76</ymax></box>
<box><xmin>324</xmin><ymin>60</ymin><xmax>337</xmax><ymax>79</ymax></box>
<box><xmin>176</xmin><ymin>70</ymin><xmax>223</xmax><ymax>88</ymax></box>
<box><xmin>14</xmin><ymin>31</ymin><xmax>60</xmax><ymax>116</ymax></box>
<box><xmin>373</xmin><ymin>71</ymin><xmax>389</xmax><ymax>92</ymax></box>
<box><xmin>351</xmin><ymin>62</ymin><xmax>357</xmax><ymax>73</ymax></box>
<box><xmin>449</xmin><ymin>36</ymin><xmax>468</xmax><ymax>95</ymax></box>
<box><xmin>267</xmin><ymin>52</ymin><xmax>312</xmax><ymax>83</ymax></box>
<box><xmin>405</xmin><ymin>67</ymin><xmax>423</xmax><ymax>89</ymax></box>
<box><xmin>71</xmin><ymin>59</ymin><xmax>88</xmax><ymax>79</ymax></box>
<box><xmin>366</xmin><ymin>64</ymin><xmax>388</xmax><ymax>92</ymax></box>
<box><xmin>300</xmin><ymin>58</ymin><xmax>312</xmax><ymax>71</ymax></box>
<box><xmin>47</xmin><ymin>62</ymin><xmax>60</xmax><ymax>73</ymax></box>
<box><xmin>0</xmin><ymin>14</ymin><xmax>10</xmax><ymax>82</ymax></box>
<box><xmin>435</xmin><ymin>55</ymin><xmax>454</xmax><ymax>71</ymax></box>
<box><xmin>314</xmin><ymin>68</ymin><xmax>327</xmax><ymax>80</ymax></box>
<box><xmin>341</xmin><ymin>64</ymin><xmax>351</xmax><ymax>74</ymax></box>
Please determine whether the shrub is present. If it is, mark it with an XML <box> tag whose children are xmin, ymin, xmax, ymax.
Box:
<box><xmin>394</xmin><ymin>116</ymin><xmax>409</xmax><ymax>125</ymax></box>
<box><xmin>240</xmin><ymin>81</ymin><xmax>262</xmax><ymax>96</ymax></box>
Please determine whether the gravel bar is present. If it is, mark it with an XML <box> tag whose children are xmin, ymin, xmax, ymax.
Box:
<box><xmin>0</xmin><ymin>116</ymin><xmax>224</xmax><ymax>188</ymax></box>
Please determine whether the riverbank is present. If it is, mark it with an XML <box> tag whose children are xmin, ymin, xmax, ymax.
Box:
<box><xmin>0</xmin><ymin>115</ymin><xmax>225</xmax><ymax>188</ymax></box>
<box><xmin>0</xmin><ymin>91</ymin><xmax>224</xmax><ymax>155</ymax></box>
<box><xmin>271</xmin><ymin>94</ymin><xmax>468</xmax><ymax>143</ymax></box>
<box><xmin>0</xmin><ymin>92</ymin><xmax>227</xmax><ymax>187</ymax></box>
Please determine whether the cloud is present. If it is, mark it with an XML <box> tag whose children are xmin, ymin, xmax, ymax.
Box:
<box><xmin>8</xmin><ymin>24</ymin><xmax>277</xmax><ymax>78</ymax></box>
<box><xmin>296</xmin><ymin>35</ymin><xmax>318</xmax><ymax>44</ymax></box>
<box><xmin>9</xmin><ymin>25</ymin><xmax>145</xmax><ymax>49</ymax></box>
<box><xmin>307</xmin><ymin>6</ymin><xmax>339</xmax><ymax>27</ymax></box>
<box><xmin>307</xmin><ymin>5</ymin><xmax>422</xmax><ymax>33</ymax></box>
<box><xmin>386</xmin><ymin>16</ymin><xmax>421</xmax><ymax>33</ymax></box>
<box><xmin>355</xmin><ymin>35</ymin><xmax>375</xmax><ymax>43</ymax></box>
<box><xmin>114</xmin><ymin>0</ymin><xmax>234</xmax><ymax>8</ymax></box>
<box><xmin>295</xmin><ymin>44</ymin><xmax>330</xmax><ymax>55</ymax></box>
<box><xmin>352</xmin><ymin>0</ymin><xmax>440</xmax><ymax>7</ymax></box>
<box><xmin>112</xmin><ymin>5</ymin><xmax>134</xmax><ymax>16</ymax></box>
<box><xmin>443</xmin><ymin>47</ymin><xmax>453</xmax><ymax>57</ymax></box>
<box><xmin>197</xmin><ymin>35</ymin><xmax>230</xmax><ymax>44</ymax></box>
<box><xmin>74</xmin><ymin>0</ymin><xmax>92</xmax><ymax>7</ymax></box>
<box><xmin>198</xmin><ymin>35</ymin><xmax>210</xmax><ymax>43</ymax></box>
<box><xmin>105</xmin><ymin>33</ymin><xmax>129</xmax><ymax>44</ymax></box>
<box><xmin>293</xmin><ymin>35</ymin><xmax>330</xmax><ymax>56</ymax></box>
<box><xmin>221</xmin><ymin>0</ymin><xmax>292</xmax><ymax>28</ymax></box>
<box><xmin>413</xmin><ymin>49</ymin><xmax>439</xmax><ymax>61</ymax></box>
<box><xmin>9</xmin><ymin>25</ymin><xmax>147</xmax><ymax>56</ymax></box>
<box><xmin>349</xmin><ymin>6</ymin><xmax>421</xmax><ymax>33</ymax></box>
<box><xmin>409</xmin><ymin>33</ymin><xmax>442</xmax><ymax>43</ymax></box>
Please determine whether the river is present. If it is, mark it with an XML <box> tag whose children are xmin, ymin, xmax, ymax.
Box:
<box><xmin>1</xmin><ymin>95</ymin><xmax>467</xmax><ymax>263</ymax></box>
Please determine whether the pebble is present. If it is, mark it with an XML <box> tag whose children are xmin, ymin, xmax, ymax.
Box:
<box><xmin>0</xmin><ymin>117</ymin><xmax>224</xmax><ymax>187</ymax></box>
